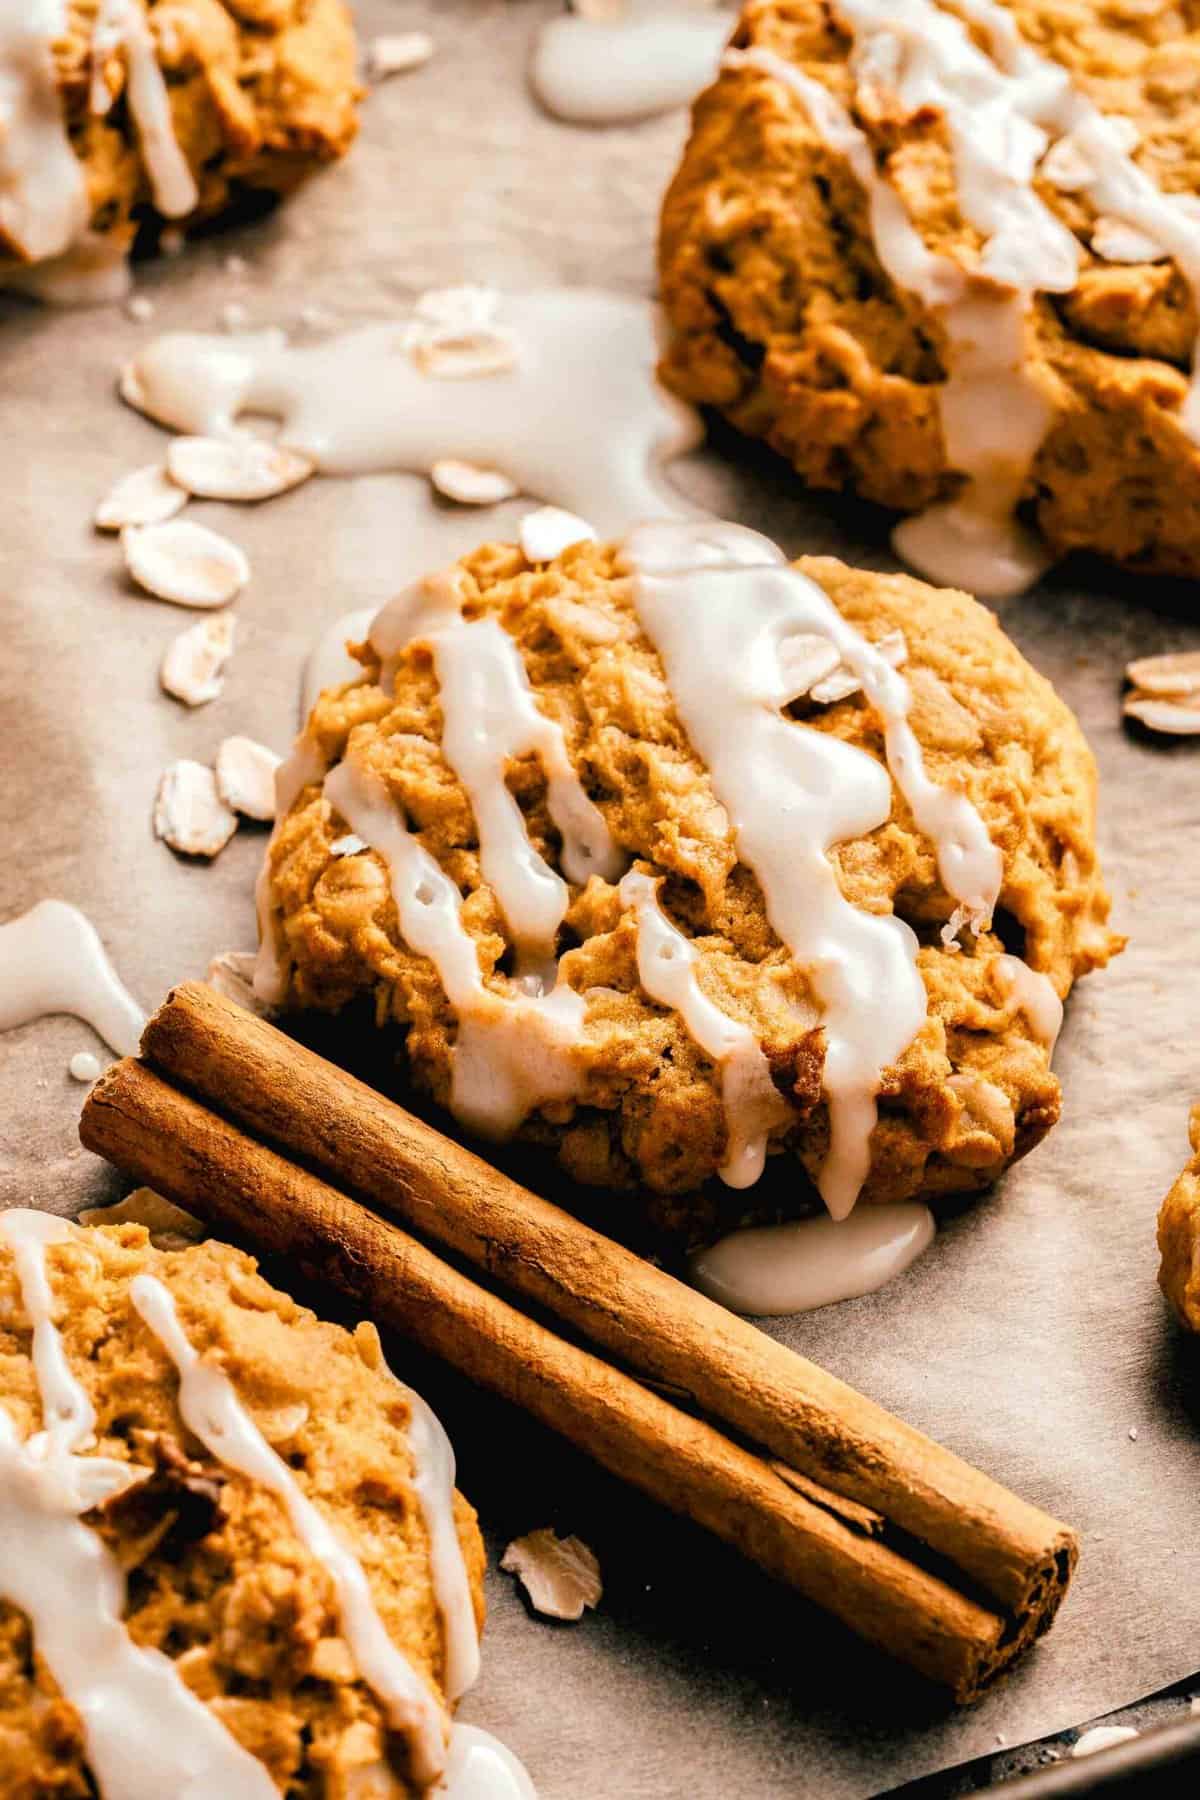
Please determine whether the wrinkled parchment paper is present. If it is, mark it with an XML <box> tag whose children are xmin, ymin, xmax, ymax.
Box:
<box><xmin>3</xmin><ymin>4</ymin><xmax>1200</xmax><ymax>1794</ymax></box>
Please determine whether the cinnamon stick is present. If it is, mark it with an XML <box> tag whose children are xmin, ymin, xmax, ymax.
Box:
<box><xmin>83</xmin><ymin>1055</ymin><xmax>1037</xmax><ymax>1701</ymax></box>
<box><xmin>131</xmin><ymin>983</ymin><xmax>1076</xmax><ymax>1628</ymax></box>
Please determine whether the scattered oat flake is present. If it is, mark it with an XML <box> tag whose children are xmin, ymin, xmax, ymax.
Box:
<box><xmin>1123</xmin><ymin>692</ymin><xmax>1200</xmax><ymax>735</ymax></box>
<box><xmin>206</xmin><ymin>948</ymin><xmax>271</xmax><ymax>1015</ymax></box>
<box><xmin>1128</xmin><ymin>1426</ymin><xmax>1139</xmax><ymax>1441</ymax></box>
<box><xmin>166</xmin><ymin>435</ymin><xmax>314</xmax><ymax>503</ymax></box>
<box><xmin>124</xmin><ymin>520</ymin><xmax>250</xmax><ymax>608</ymax></box>
<box><xmin>1126</xmin><ymin>649</ymin><xmax>1200</xmax><ymax>698</ymax></box>
<box><xmin>520</xmin><ymin>506</ymin><xmax>597</xmax><ymax>563</ymax></box>
<box><xmin>501</xmin><ymin>1529</ymin><xmax>602</xmax><ymax>1621</ymax></box>
<box><xmin>369</xmin><ymin>31</ymin><xmax>434</xmax><ymax>78</ymax></box>
<box><xmin>95</xmin><ymin>462</ymin><xmax>187</xmax><ymax>531</ymax></box>
<box><xmin>215</xmin><ymin>735</ymin><xmax>281</xmax><ymax>821</ymax></box>
<box><xmin>1072</xmin><ymin>1726</ymin><xmax>1138</xmax><ymax>1758</ymax></box>
<box><xmin>1091</xmin><ymin>216</ymin><xmax>1166</xmax><ymax>264</ymax></box>
<box><xmin>125</xmin><ymin>293</ymin><xmax>155</xmax><ymax>322</ymax></box>
<box><xmin>68</xmin><ymin>1051</ymin><xmax>103</xmax><ymax>1083</ymax></box>
<box><xmin>411</xmin><ymin>327</ymin><xmax>518</xmax><ymax>380</ymax></box>
<box><xmin>80</xmin><ymin>1188</ymin><xmax>206</xmax><ymax>1249</ymax></box>
<box><xmin>154</xmin><ymin>759</ymin><xmax>239</xmax><ymax>857</ymax></box>
<box><xmin>160</xmin><ymin>612</ymin><xmax>237</xmax><ymax>708</ymax></box>
<box><xmin>431</xmin><ymin>459</ymin><xmax>520</xmax><ymax>505</ymax></box>
<box><xmin>330</xmin><ymin>833</ymin><xmax>368</xmax><ymax>857</ymax></box>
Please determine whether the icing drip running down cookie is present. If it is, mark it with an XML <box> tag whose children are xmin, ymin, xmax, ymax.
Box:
<box><xmin>256</xmin><ymin>520</ymin><xmax>1120</xmax><ymax>1248</ymax></box>
<box><xmin>0</xmin><ymin>1208</ymin><xmax>535</xmax><ymax>1797</ymax></box>
<box><xmin>0</xmin><ymin>0</ymin><xmax>357</xmax><ymax>301</ymax></box>
<box><xmin>659</xmin><ymin>0</ymin><xmax>1200</xmax><ymax>592</ymax></box>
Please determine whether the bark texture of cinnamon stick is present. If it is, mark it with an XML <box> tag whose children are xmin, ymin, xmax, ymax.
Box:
<box><xmin>80</xmin><ymin>981</ymin><xmax>1080</xmax><ymax>1701</ymax></box>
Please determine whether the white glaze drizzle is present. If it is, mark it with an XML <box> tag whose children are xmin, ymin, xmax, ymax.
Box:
<box><xmin>995</xmin><ymin>952</ymin><xmax>1063</xmax><ymax>1054</ymax></box>
<box><xmin>323</xmin><ymin>753</ymin><xmax>587</xmax><ymax>1140</ymax></box>
<box><xmin>532</xmin><ymin>2</ymin><xmax>734</xmax><ymax>127</ymax></box>
<box><xmin>439</xmin><ymin>1723</ymin><xmax>538</xmax><ymax>1799</ymax></box>
<box><xmin>735</xmin><ymin>0</ymin><xmax>1200</xmax><ymax>594</ymax></box>
<box><xmin>92</xmin><ymin>0</ymin><xmax>197</xmax><ymax>218</ymax></box>
<box><xmin>0</xmin><ymin>0</ymin><xmax>88</xmax><ymax>263</ymax></box>
<box><xmin>619</xmin><ymin>870</ymin><xmax>789</xmax><ymax>1189</ymax></box>
<box><xmin>398</xmin><ymin>1381</ymin><xmax>481</xmax><ymax>1702</ymax></box>
<box><xmin>621</xmin><ymin>521</ymin><xmax>1000</xmax><ymax>1218</ymax></box>
<box><xmin>120</xmin><ymin>290</ymin><xmax>702</xmax><ymax>533</ymax></box>
<box><xmin>0</xmin><ymin>1211</ymin><xmax>277</xmax><ymax>1800</ymax></box>
<box><xmin>0</xmin><ymin>899</ymin><xmax>145</xmax><ymax>1055</ymax></box>
<box><xmin>129</xmin><ymin>1273</ymin><xmax>450</xmax><ymax>1789</ymax></box>
<box><xmin>688</xmin><ymin>1202</ymin><xmax>935</xmax><ymax>1317</ymax></box>
<box><xmin>371</xmin><ymin>570</ymin><xmax>622</xmax><ymax>977</ymax></box>
<box><xmin>303</xmin><ymin>606</ymin><xmax>377</xmax><ymax>719</ymax></box>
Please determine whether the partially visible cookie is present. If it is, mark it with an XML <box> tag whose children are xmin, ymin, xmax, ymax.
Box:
<box><xmin>1</xmin><ymin>1</ymin><xmax>358</xmax><ymax>288</ymax></box>
<box><xmin>659</xmin><ymin>1</ymin><xmax>1200</xmax><ymax>589</ymax></box>
<box><xmin>1157</xmin><ymin>1105</ymin><xmax>1200</xmax><ymax>1330</ymax></box>
<box><xmin>0</xmin><ymin>1210</ymin><xmax>484</xmax><ymax>1797</ymax></box>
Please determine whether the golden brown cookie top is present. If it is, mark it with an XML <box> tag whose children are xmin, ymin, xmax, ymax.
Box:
<box><xmin>1157</xmin><ymin>1103</ymin><xmax>1200</xmax><ymax>1332</ymax></box>
<box><xmin>259</xmin><ymin>527</ymin><xmax>1121</xmax><ymax>1241</ymax></box>
<box><xmin>0</xmin><ymin>1210</ymin><xmax>484</xmax><ymax>1798</ymax></box>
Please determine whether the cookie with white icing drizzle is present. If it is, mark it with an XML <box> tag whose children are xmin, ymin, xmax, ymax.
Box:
<box><xmin>256</xmin><ymin>523</ymin><xmax>1120</xmax><ymax>1247</ymax></box>
<box><xmin>659</xmin><ymin>0</ymin><xmax>1200</xmax><ymax>592</ymax></box>
<box><xmin>0</xmin><ymin>0</ymin><xmax>358</xmax><ymax>299</ymax></box>
<box><xmin>0</xmin><ymin>1209</ymin><xmax>492</xmax><ymax>1797</ymax></box>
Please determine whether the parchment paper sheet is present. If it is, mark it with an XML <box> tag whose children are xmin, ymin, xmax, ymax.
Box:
<box><xmin>3</xmin><ymin>4</ymin><xmax>1200</xmax><ymax>1794</ymax></box>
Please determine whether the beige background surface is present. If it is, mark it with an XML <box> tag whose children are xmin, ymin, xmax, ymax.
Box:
<box><xmin>3</xmin><ymin>4</ymin><xmax>1200</xmax><ymax>1794</ymax></box>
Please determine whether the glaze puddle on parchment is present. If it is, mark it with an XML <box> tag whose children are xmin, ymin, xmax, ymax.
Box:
<box><xmin>689</xmin><ymin>1203</ymin><xmax>936</xmax><ymax>1317</ymax></box>
<box><xmin>732</xmin><ymin>0</ymin><xmax>1200</xmax><ymax>596</ymax></box>
<box><xmin>0</xmin><ymin>900</ymin><xmax>145</xmax><ymax>1056</ymax></box>
<box><xmin>532</xmin><ymin>3</ymin><xmax>735</xmax><ymax>126</ymax></box>
<box><xmin>121</xmin><ymin>289</ymin><xmax>702</xmax><ymax>535</ymax></box>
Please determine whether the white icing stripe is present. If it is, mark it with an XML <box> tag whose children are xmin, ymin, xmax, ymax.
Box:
<box><xmin>0</xmin><ymin>1</ymin><xmax>88</xmax><ymax>263</ymax></box>
<box><xmin>995</xmin><ymin>953</ymin><xmax>1063</xmax><ymax>1054</ymax></box>
<box><xmin>370</xmin><ymin>570</ymin><xmax>622</xmax><ymax>976</ymax></box>
<box><xmin>398</xmin><ymin>1382</ymin><xmax>481</xmax><ymax>1702</ymax></box>
<box><xmin>105</xmin><ymin>0</ymin><xmax>199</xmax><ymax>219</ymax></box>
<box><xmin>130</xmin><ymin>1274</ymin><xmax>450</xmax><ymax>1789</ymax></box>
<box><xmin>729</xmin><ymin>47</ymin><xmax>1050</xmax><ymax>599</ymax></box>
<box><xmin>323</xmin><ymin>753</ymin><xmax>585</xmax><ymax>1140</ymax></box>
<box><xmin>0</xmin><ymin>1213</ymin><xmax>276</xmax><ymax>1800</ymax></box>
<box><xmin>622</xmin><ymin>521</ymin><xmax>1000</xmax><ymax>1218</ymax></box>
<box><xmin>0</xmin><ymin>899</ymin><xmax>146</xmax><ymax>1056</ymax></box>
<box><xmin>0</xmin><ymin>1212</ymin><xmax>94</xmax><ymax>1458</ymax></box>
<box><xmin>119</xmin><ymin>290</ymin><xmax>702</xmax><ymax>533</ymax></box>
<box><xmin>442</xmin><ymin>1723</ymin><xmax>538</xmax><ymax>1799</ymax></box>
<box><xmin>619</xmin><ymin>870</ymin><xmax>789</xmax><ymax>1190</ymax></box>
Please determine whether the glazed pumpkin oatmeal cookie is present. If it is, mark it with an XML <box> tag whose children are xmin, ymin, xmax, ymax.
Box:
<box><xmin>1</xmin><ymin>0</ymin><xmax>358</xmax><ymax>299</ymax></box>
<box><xmin>658</xmin><ymin>0</ymin><xmax>1200</xmax><ymax>596</ymax></box>
<box><xmin>0</xmin><ymin>1206</ymin><xmax>485</xmax><ymax>1797</ymax></box>
<box><xmin>254</xmin><ymin>519</ymin><xmax>1121</xmax><ymax>1246</ymax></box>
